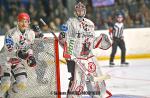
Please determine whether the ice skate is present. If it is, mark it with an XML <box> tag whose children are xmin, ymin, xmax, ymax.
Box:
<box><xmin>4</xmin><ymin>91</ymin><xmax>11</xmax><ymax>98</ymax></box>
<box><xmin>121</xmin><ymin>62</ymin><xmax>129</xmax><ymax>67</ymax></box>
<box><xmin>109</xmin><ymin>62</ymin><xmax>115</xmax><ymax>67</ymax></box>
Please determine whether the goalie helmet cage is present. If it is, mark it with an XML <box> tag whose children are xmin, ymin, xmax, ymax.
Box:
<box><xmin>10</xmin><ymin>37</ymin><xmax>61</xmax><ymax>98</ymax></box>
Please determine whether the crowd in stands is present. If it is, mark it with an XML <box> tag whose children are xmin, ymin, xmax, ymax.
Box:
<box><xmin>89</xmin><ymin>0</ymin><xmax>150</xmax><ymax>29</ymax></box>
<box><xmin>0</xmin><ymin>0</ymin><xmax>150</xmax><ymax>35</ymax></box>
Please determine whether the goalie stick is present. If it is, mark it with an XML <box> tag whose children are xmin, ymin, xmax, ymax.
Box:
<box><xmin>94</xmin><ymin>74</ymin><xmax>111</xmax><ymax>82</ymax></box>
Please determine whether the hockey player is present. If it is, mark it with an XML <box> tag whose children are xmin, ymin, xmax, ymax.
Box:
<box><xmin>32</xmin><ymin>24</ymin><xmax>49</xmax><ymax>84</ymax></box>
<box><xmin>59</xmin><ymin>2</ymin><xmax>112</xmax><ymax>98</ymax></box>
<box><xmin>0</xmin><ymin>12</ymin><xmax>36</xmax><ymax>98</ymax></box>
<box><xmin>109</xmin><ymin>13</ymin><xmax>129</xmax><ymax>67</ymax></box>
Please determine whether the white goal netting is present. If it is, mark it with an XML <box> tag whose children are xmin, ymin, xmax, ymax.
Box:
<box><xmin>12</xmin><ymin>37</ymin><xmax>61</xmax><ymax>98</ymax></box>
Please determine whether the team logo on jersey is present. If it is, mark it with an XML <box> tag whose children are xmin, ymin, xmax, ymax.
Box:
<box><xmin>5</xmin><ymin>35</ymin><xmax>14</xmax><ymax>46</ymax></box>
<box><xmin>80</xmin><ymin>38</ymin><xmax>91</xmax><ymax>56</ymax></box>
<box><xmin>60</xmin><ymin>24</ymin><xmax>68</xmax><ymax>32</ymax></box>
<box><xmin>5</xmin><ymin>35</ymin><xmax>14</xmax><ymax>51</ymax></box>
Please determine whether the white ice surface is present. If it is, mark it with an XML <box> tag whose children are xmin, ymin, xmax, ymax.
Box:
<box><xmin>60</xmin><ymin>59</ymin><xmax>150</xmax><ymax>98</ymax></box>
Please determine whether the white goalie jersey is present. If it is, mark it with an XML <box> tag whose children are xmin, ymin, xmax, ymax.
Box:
<box><xmin>63</xmin><ymin>17</ymin><xmax>111</xmax><ymax>59</ymax></box>
<box><xmin>60</xmin><ymin>17</ymin><xmax>112</xmax><ymax>98</ymax></box>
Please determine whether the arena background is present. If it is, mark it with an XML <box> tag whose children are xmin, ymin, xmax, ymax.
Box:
<box><xmin>0</xmin><ymin>0</ymin><xmax>150</xmax><ymax>98</ymax></box>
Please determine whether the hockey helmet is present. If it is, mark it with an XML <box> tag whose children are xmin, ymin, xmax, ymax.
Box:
<box><xmin>17</xmin><ymin>12</ymin><xmax>30</xmax><ymax>31</ymax></box>
<box><xmin>17</xmin><ymin>12</ymin><xmax>30</xmax><ymax>22</ymax></box>
<box><xmin>74</xmin><ymin>2</ymin><xmax>86</xmax><ymax>18</ymax></box>
<box><xmin>116</xmin><ymin>13</ymin><xmax>124</xmax><ymax>22</ymax></box>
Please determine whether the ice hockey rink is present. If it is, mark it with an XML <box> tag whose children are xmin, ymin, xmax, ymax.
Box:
<box><xmin>0</xmin><ymin>27</ymin><xmax>150</xmax><ymax>98</ymax></box>
<box><xmin>60</xmin><ymin>59</ymin><xmax>150</xmax><ymax>98</ymax></box>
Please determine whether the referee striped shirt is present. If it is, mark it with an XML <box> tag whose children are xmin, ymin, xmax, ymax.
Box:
<box><xmin>112</xmin><ymin>22</ymin><xmax>124</xmax><ymax>38</ymax></box>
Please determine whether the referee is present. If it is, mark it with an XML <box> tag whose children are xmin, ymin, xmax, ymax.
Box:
<box><xmin>109</xmin><ymin>13</ymin><xmax>129</xmax><ymax>67</ymax></box>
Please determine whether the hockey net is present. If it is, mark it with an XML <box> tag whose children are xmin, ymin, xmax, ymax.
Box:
<box><xmin>13</xmin><ymin>37</ymin><xmax>61</xmax><ymax>98</ymax></box>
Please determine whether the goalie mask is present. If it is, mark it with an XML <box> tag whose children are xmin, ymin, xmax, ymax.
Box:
<box><xmin>17</xmin><ymin>12</ymin><xmax>30</xmax><ymax>31</ymax></box>
<box><xmin>74</xmin><ymin>2</ymin><xmax>86</xmax><ymax>19</ymax></box>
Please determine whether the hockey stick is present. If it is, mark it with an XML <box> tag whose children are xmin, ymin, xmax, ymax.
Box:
<box><xmin>40</xmin><ymin>18</ymin><xmax>58</xmax><ymax>39</ymax></box>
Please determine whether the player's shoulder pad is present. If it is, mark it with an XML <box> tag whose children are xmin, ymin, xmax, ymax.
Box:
<box><xmin>83</xmin><ymin>18</ymin><xmax>95</xmax><ymax>26</ymax></box>
<box><xmin>25</xmin><ymin>29</ymin><xmax>36</xmax><ymax>40</ymax></box>
<box><xmin>68</xmin><ymin>17</ymin><xmax>76</xmax><ymax>21</ymax></box>
<box><xmin>27</xmin><ymin>29</ymin><xmax>35</xmax><ymax>35</ymax></box>
<box><xmin>6</xmin><ymin>27</ymin><xmax>17</xmax><ymax>36</ymax></box>
<box><xmin>67</xmin><ymin>17</ymin><xmax>78</xmax><ymax>24</ymax></box>
<box><xmin>83</xmin><ymin>18</ymin><xmax>95</xmax><ymax>32</ymax></box>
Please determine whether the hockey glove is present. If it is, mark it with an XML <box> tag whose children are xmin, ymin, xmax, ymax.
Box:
<box><xmin>32</xmin><ymin>25</ymin><xmax>41</xmax><ymax>32</ymax></box>
<box><xmin>32</xmin><ymin>25</ymin><xmax>44</xmax><ymax>38</ymax></box>
<box><xmin>17</xmin><ymin>50</ymin><xmax>28</xmax><ymax>59</ymax></box>
<box><xmin>35</xmin><ymin>33</ymin><xmax>44</xmax><ymax>38</ymax></box>
<box><xmin>38</xmin><ymin>33</ymin><xmax>44</xmax><ymax>38</ymax></box>
<box><xmin>27</xmin><ymin>56</ymin><xmax>36</xmax><ymax>67</ymax></box>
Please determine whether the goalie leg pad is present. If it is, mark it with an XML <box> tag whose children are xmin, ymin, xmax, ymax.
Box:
<box><xmin>89</xmin><ymin>57</ymin><xmax>107</xmax><ymax>98</ymax></box>
<box><xmin>67</xmin><ymin>65</ymin><xmax>85</xmax><ymax>98</ymax></box>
